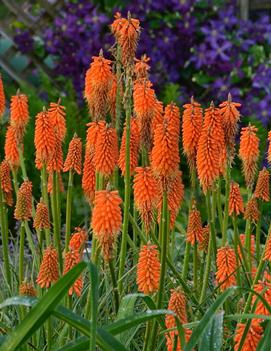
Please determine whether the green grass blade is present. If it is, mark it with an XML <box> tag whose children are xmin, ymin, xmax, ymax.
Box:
<box><xmin>198</xmin><ymin>311</ymin><xmax>224</xmax><ymax>351</ymax></box>
<box><xmin>87</xmin><ymin>262</ymin><xmax>99</xmax><ymax>351</ymax></box>
<box><xmin>0</xmin><ymin>262</ymin><xmax>86</xmax><ymax>351</ymax></box>
<box><xmin>184</xmin><ymin>287</ymin><xmax>235</xmax><ymax>351</ymax></box>
<box><xmin>57</xmin><ymin>337</ymin><xmax>89</xmax><ymax>351</ymax></box>
<box><xmin>257</xmin><ymin>321</ymin><xmax>271</xmax><ymax>350</ymax></box>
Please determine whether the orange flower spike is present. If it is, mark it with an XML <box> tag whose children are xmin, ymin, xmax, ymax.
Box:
<box><xmin>0</xmin><ymin>75</ymin><xmax>5</xmax><ymax>118</ymax></box>
<box><xmin>0</xmin><ymin>160</ymin><xmax>13</xmax><ymax>206</ymax></box>
<box><xmin>14</xmin><ymin>180</ymin><xmax>32</xmax><ymax>221</ymax></box>
<box><xmin>165</xmin><ymin>289</ymin><xmax>190</xmax><ymax>351</ymax></box>
<box><xmin>86</xmin><ymin>120</ymin><xmax>106</xmax><ymax>152</ymax></box>
<box><xmin>82</xmin><ymin>151</ymin><xmax>96</xmax><ymax>204</ymax></box>
<box><xmin>244</xmin><ymin>197</ymin><xmax>260</xmax><ymax>222</ymax></box>
<box><xmin>164</xmin><ymin>102</ymin><xmax>181</xmax><ymax>136</ymax></box>
<box><xmin>216</xmin><ymin>246</ymin><xmax>237</xmax><ymax>290</ymax></box>
<box><xmin>167</xmin><ymin>171</ymin><xmax>185</xmax><ymax>229</ymax></box>
<box><xmin>119</xmin><ymin>118</ymin><xmax>140</xmax><ymax>176</ymax></box>
<box><xmin>63</xmin><ymin>135</ymin><xmax>82</xmax><ymax>175</ymax></box>
<box><xmin>228</xmin><ymin>182</ymin><xmax>244</xmax><ymax>216</ymax></box>
<box><xmin>94</xmin><ymin>124</ymin><xmax>118</xmax><ymax>177</ymax></box>
<box><xmin>268</xmin><ymin>130</ymin><xmax>271</xmax><ymax>166</ymax></box>
<box><xmin>33</xmin><ymin>200</ymin><xmax>50</xmax><ymax>230</ymax></box>
<box><xmin>238</xmin><ymin>233</ymin><xmax>255</xmax><ymax>260</ymax></box>
<box><xmin>182</xmin><ymin>97</ymin><xmax>203</xmax><ymax>171</ymax></box>
<box><xmin>63</xmin><ymin>250</ymin><xmax>83</xmax><ymax>296</ymax></box>
<box><xmin>34</xmin><ymin>108</ymin><xmax>56</xmax><ymax>169</ymax></box>
<box><xmin>91</xmin><ymin>189</ymin><xmax>122</xmax><ymax>261</ymax></box>
<box><xmin>239</xmin><ymin>125</ymin><xmax>259</xmax><ymax>188</ymax></box>
<box><xmin>234</xmin><ymin>322</ymin><xmax>263</xmax><ymax>351</ymax></box>
<box><xmin>219</xmin><ymin>93</ymin><xmax>241</xmax><ymax>151</ymax></box>
<box><xmin>36</xmin><ymin>247</ymin><xmax>59</xmax><ymax>288</ymax></box>
<box><xmin>254</xmin><ymin>167</ymin><xmax>270</xmax><ymax>202</ymax></box>
<box><xmin>108</xmin><ymin>74</ymin><xmax>118</xmax><ymax>121</ymax></box>
<box><xmin>5</xmin><ymin>126</ymin><xmax>20</xmax><ymax>168</ymax></box>
<box><xmin>84</xmin><ymin>52</ymin><xmax>113</xmax><ymax>120</ymax></box>
<box><xmin>186</xmin><ymin>201</ymin><xmax>203</xmax><ymax>246</ymax></box>
<box><xmin>10</xmin><ymin>92</ymin><xmax>29</xmax><ymax>141</ymax></box>
<box><xmin>110</xmin><ymin>12</ymin><xmax>124</xmax><ymax>38</ymax></box>
<box><xmin>264</xmin><ymin>228</ymin><xmax>271</xmax><ymax>261</ymax></box>
<box><xmin>133</xmin><ymin>78</ymin><xmax>157</xmax><ymax>149</ymax></box>
<box><xmin>133</xmin><ymin>167</ymin><xmax>159</xmax><ymax>230</ymax></box>
<box><xmin>19</xmin><ymin>281</ymin><xmax>37</xmax><ymax>297</ymax></box>
<box><xmin>151</xmin><ymin>118</ymin><xmax>180</xmax><ymax>184</ymax></box>
<box><xmin>134</xmin><ymin>54</ymin><xmax>151</xmax><ymax>79</ymax></box>
<box><xmin>252</xmin><ymin>280</ymin><xmax>271</xmax><ymax>320</ymax></box>
<box><xmin>137</xmin><ymin>244</ymin><xmax>160</xmax><ymax>294</ymax></box>
<box><xmin>118</xmin><ymin>13</ymin><xmax>140</xmax><ymax>66</ymax></box>
<box><xmin>69</xmin><ymin>227</ymin><xmax>88</xmax><ymax>252</ymax></box>
<box><xmin>48</xmin><ymin>99</ymin><xmax>66</xmax><ymax>141</ymax></box>
<box><xmin>199</xmin><ymin>225</ymin><xmax>210</xmax><ymax>253</ymax></box>
<box><xmin>46</xmin><ymin>138</ymin><xmax>63</xmax><ymax>173</ymax></box>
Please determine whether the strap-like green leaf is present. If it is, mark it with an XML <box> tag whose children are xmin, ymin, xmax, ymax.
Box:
<box><xmin>87</xmin><ymin>262</ymin><xmax>99</xmax><ymax>351</ymax></box>
<box><xmin>198</xmin><ymin>311</ymin><xmax>224</xmax><ymax>351</ymax></box>
<box><xmin>0</xmin><ymin>262</ymin><xmax>86</xmax><ymax>351</ymax></box>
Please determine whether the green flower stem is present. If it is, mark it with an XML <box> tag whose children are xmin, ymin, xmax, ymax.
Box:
<box><xmin>19</xmin><ymin>221</ymin><xmax>25</xmax><ymax>285</ymax></box>
<box><xmin>41</xmin><ymin>165</ymin><xmax>50</xmax><ymax>246</ymax></box>
<box><xmin>118</xmin><ymin>74</ymin><xmax>132</xmax><ymax>295</ymax></box>
<box><xmin>207</xmin><ymin>190</ymin><xmax>217</xmax><ymax>258</ymax></box>
<box><xmin>244</xmin><ymin>218</ymin><xmax>251</xmax><ymax>270</ymax></box>
<box><xmin>193</xmin><ymin>243</ymin><xmax>198</xmax><ymax>295</ymax></box>
<box><xmin>24</xmin><ymin>221</ymin><xmax>38</xmax><ymax>268</ymax></box>
<box><xmin>18</xmin><ymin>146</ymin><xmax>27</xmax><ymax>180</ymax></box>
<box><xmin>115</xmin><ymin>44</ymin><xmax>122</xmax><ymax>138</ymax></box>
<box><xmin>65</xmin><ymin>170</ymin><xmax>74</xmax><ymax>252</ymax></box>
<box><xmin>217</xmin><ymin>178</ymin><xmax>223</xmax><ymax>232</ymax></box>
<box><xmin>11</xmin><ymin>169</ymin><xmax>19</xmax><ymax>194</ymax></box>
<box><xmin>222</xmin><ymin>166</ymin><xmax>231</xmax><ymax>246</ymax></box>
<box><xmin>232</xmin><ymin>215</ymin><xmax>241</xmax><ymax>286</ymax></box>
<box><xmin>0</xmin><ymin>187</ymin><xmax>11</xmax><ymax>286</ymax></box>
<box><xmin>109</xmin><ymin>259</ymin><xmax>119</xmax><ymax>313</ymax></box>
<box><xmin>255</xmin><ymin>200</ymin><xmax>263</xmax><ymax>262</ymax></box>
<box><xmin>52</xmin><ymin>171</ymin><xmax>63</xmax><ymax>272</ymax></box>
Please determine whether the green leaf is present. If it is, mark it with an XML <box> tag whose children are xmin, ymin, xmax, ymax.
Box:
<box><xmin>198</xmin><ymin>311</ymin><xmax>224</xmax><ymax>351</ymax></box>
<box><xmin>0</xmin><ymin>262</ymin><xmax>86</xmax><ymax>351</ymax></box>
<box><xmin>184</xmin><ymin>288</ymin><xmax>235</xmax><ymax>351</ymax></box>
<box><xmin>116</xmin><ymin>294</ymin><xmax>138</xmax><ymax>347</ymax></box>
<box><xmin>87</xmin><ymin>262</ymin><xmax>99</xmax><ymax>351</ymax></box>
<box><xmin>257</xmin><ymin>321</ymin><xmax>271</xmax><ymax>350</ymax></box>
<box><xmin>57</xmin><ymin>337</ymin><xmax>89</xmax><ymax>351</ymax></box>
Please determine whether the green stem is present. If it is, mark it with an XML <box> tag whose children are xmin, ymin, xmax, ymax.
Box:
<box><xmin>115</xmin><ymin>44</ymin><xmax>122</xmax><ymax>138</ymax></box>
<box><xmin>11</xmin><ymin>169</ymin><xmax>19</xmax><ymax>194</ymax></box>
<box><xmin>232</xmin><ymin>215</ymin><xmax>241</xmax><ymax>286</ymax></box>
<box><xmin>24</xmin><ymin>221</ymin><xmax>38</xmax><ymax>270</ymax></box>
<box><xmin>217</xmin><ymin>178</ymin><xmax>223</xmax><ymax>233</ymax></box>
<box><xmin>118</xmin><ymin>74</ymin><xmax>132</xmax><ymax>295</ymax></box>
<box><xmin>222</xmin><ymin>166</ymin><xmax>230</xmax><ymax>245</ymax></box>
<box><xmin>18</xmin><ymin>146</ymin><xmax>27</xmax><ymax>180</ymax></box>
<box><xmin>19</xmin><ymin>222</ymin><xmax>25</xmax><ymax>285</ymax></box>
<box><xmin>109</xmin><ymin>259</ymin><xmax>119</xmax><ymax>313</ymax></box>
<box><xmin>206</xmin><ymin>190</ymin><xmax>217</xmax><ymax>259</ymax></box>
<box><xmin>193</xmin><ymin>243</ymin><xmax>198</xmax><ymax>295</ymax></box>
<box><xmin>65</xmin><ymin>170</ymin><xmax>74</xmax><ymax>252</ymax></box>
<box><xmin>41</xmin><ymin>165</ymin><xmax>50</xmax><ymax>246</ymax></box>
<box><xmin>245</xmin><ymin>218</ymin><xmax>251</xmax><ymax>270</ymax></box>
<box><xmin>0</xmin><ymin>188</ymin><xmax>11</xmax><ymax>286</ymax></box>
<box><xmin>255</xmin><ymin>200</ymin><xmax>263</xmax><ymax>262</ymax></box>
<box><xmin>52</xmin><ymin>171</ymin><xmax>62</xmax><ymax>272</ymax></box>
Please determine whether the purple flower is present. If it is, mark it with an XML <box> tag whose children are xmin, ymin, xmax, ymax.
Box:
<box><xmin>208</xmin><ymin>39</ymin><xmax>232</xmax><ymax>62</ymax></box>
<box><xmin>14</xmin><ymin>30</ymin><xmax>34</xmax><ymax>54</ymax></box>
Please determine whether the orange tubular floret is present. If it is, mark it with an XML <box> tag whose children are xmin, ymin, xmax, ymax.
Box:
<box><xmin>84</xmin><ymin>53</ymin><xmax>113</xmax><ymax>120</ymax></box>
<box><xmin>186</xmin><ymin>201</ymin><xmax>203</xmax><ymax>246</ymax></box>
<box><xmin>119</xmin><ymin>118</ymin><xmax>140</xmax><ymax>176</ymax></box>
<box><xmin>63</xmin><ymin>250</ymin><xmax>83</xmax><ymax>296</ymax></box>
<box><xmin>5</xmin><ymin>125</ymin><xmax>19</xmax><ymax>168</ymax></box>
<box><xmin>63</xmin><ymin>135</ymin><xmax>82</xmax><ymax>174</ymax></box>
<box><xmin>264</xmin><ymin>228</ymin><xmax>271</xmax><ymax>261</ymax></box>
<box><xmin>244</xmin><ymin>197</ymin><xmax>260</xmax><ymax>222</ymax></box>
<box><xmin>91</xmin><ymin>190</ymin><xmax>122</xmax><ymax>261</ymax></box>
<box><xmin>216</xmin><ymin>246</ymin><xmax>237</xmax><ymax>290</ymax></box>
<box><xmin>182</xmin><ymin>97</ymin><xmax>203</xmax><ymax>171</ymax></box>
<box><xmin>137</xmin><ymin>244</ymin><xmax>160</xmax><ymax>294</ymax></box>
<box><xmin>69</xmin><ymin>227</ymin><xmax>88</xmax><ymax>253</ymax></box>
<box><xmin>0</xmin><ymin>75</ymin><xmax>5</xmax><ymax>118</ymax></box>
<box><xmin>151</xmin><ymin>118</ymin><xmax>180</xmax><ymax>185</ymax></box>
<box><xmin>10</xmin><ymin>93</ymin><xmax>29</xmax><ymax>141</ymax></box>
<box><xmin>133</xmin><ymin>78</ymin><xmax>157</xmax><ymax>149</ymax></box>
<box><xmin>47</xmin><ymin>138</ymin><xmax>63</xmax><ymax>173</ymax></box>
<box><xmin>108</xmin><ymin>74</ymin><xmax>118</xmax><ymax>121</ymax></box>
<box><xmin>0</xmin><ymin>160</ymin><xmax>13</xmax><ymax>206</ymax></box>
<box><xmin>229</xmin><ymin>182</ymin><xmax>244</xmax><ymax>216</ymax></box>
<box><xmin>33</xmin><ymin>201</ymin><xmax>50</xmax><ymax>230</ymax></box>
<box><xmin>239</xmin><ymin>125</ymin><xmax>259</xmax><ymax>188</ymax></box>
<box><xmin>94</xmin><ymin>124</ymin><xmax>118</xmax><ymax>177</ymax></box>
<box><xmin>19</xmin><ymin>282</ymin><xmax>37</xmax><ymax>297</ymax></box>
<box><xmin>34</xmin><ymin>109</ymin><xmax>56</xmax><ymax>169</ymax></box>
<box><xmin>165</xmin><ymin>289</ymin><xmax>191</xmax><ymax>351</ymax></box>
<box><xmin>36</xmin><ymin>247</ymin><xmax>59</xmax><ymax>288</ymax></box>
<box><xmin>48</xmin><ymin>100</ymin><xmax>66</xmax><ymax>142</ymax></box>
<box><xmin>254</xmin><ymin>167</ymin><xmax>270</xmax><ymax>202</ymax></box>
<box><xmin>82</xmin><ymin>150</ymin><xmax>96</xmax><ymax>204</ymax></box>
<box><xmin>86</xmin><ymin>121</ymin><xmax>106</xmax><ymax>152</ymax></box>
<box><xmin>252</xmin><ymin>280</ymin><xmax>271</xmax><ymax>320</ymax></box>
<box><xmin>219</xmin><ymin>93</ymin><xmax>241</xmax><ymax>153</ymax></box>
<box><xmin>268</xmin><ymin>130</ymin><xmax>271</xmax><ymax>166</ymax></box>
<box><xmin>133</xmin><ymin>167</ymin><xmax>159</xmax><ymax>230</ymax></box>
<box><xmin>164</xmin><ymin>102</ymin><xmax>181</xmax><ymax>136</ymax></box>
<box><xmin>14</xmin><ymin>180</ymin><xmax>32</xmax><ymax>221</ymax></box>
<box><xmin>234</xmin><ymin>322</ymin><xmax>263</xmax><ymax>351</ymax></box>
<box><xmin>199</xmin><ymin>225</ymin><xmax>210</xmax><ymax>253</ymax></box>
